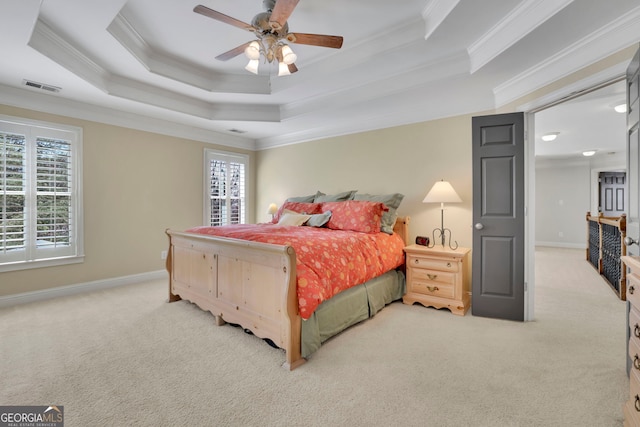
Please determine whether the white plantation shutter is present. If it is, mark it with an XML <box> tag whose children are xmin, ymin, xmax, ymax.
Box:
<box><xmin>0</xmin><ymin>131</ymin><xmax>26</xmax><ymax>258</ymax></box>
<box><xmin>0</xmin><ymin>115</ymin><xmax>83</xmax><ymax>271</ymax></box>
<box><xmin>204</xmin><ymin>149</ymin><xmax>248</xmax><ymax>226</ymax></box>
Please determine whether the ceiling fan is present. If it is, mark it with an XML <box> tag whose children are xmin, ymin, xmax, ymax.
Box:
<box><xmin>194</xmin><ymin>0</ymin><xmax>344</xmax><ymax>75</ymax></box>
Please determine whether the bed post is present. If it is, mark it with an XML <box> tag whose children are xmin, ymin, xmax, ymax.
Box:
<box><xmin>165</xmin><ymin>230</ymin><xmax>181</xmax><ymax>303</ymax></box>
<box><xmin>282</xmin><ymin>246</ymin><xmax>305</xmax><ymax>370</ymax></box>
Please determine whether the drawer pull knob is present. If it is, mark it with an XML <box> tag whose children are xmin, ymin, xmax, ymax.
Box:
<box><xmin>635</xmin><ymin>324</ymin><xmax>640</xmax><ymax>338</ymax></box>
<box><xmin>414</xmin><ymin>259</ymin><xmax>419</xmax><ymax>264</ymax></box>
<box><xmin>427</xmin><ymin>274</ymin><xmax>438</xmax><ymax>280</ymax></box>
<box><xmin>427</xmin><ymin>286</ymin><xmax>439</xmax><ymax>292</ymax></box>
<box><xmin>634</xmin><ymin>355</ymin><xmax>640</xmax><ymax>370</ymax></box>
<box><xmin>631</xmin><ymin>286</ymin><xmax>636</xmax><ymax>295</ymax></box>
<box><xmin>635</xmin><ymin>395</ymin><xmax>640</xmax><ymax>412</ymax></box>
<box><xmin>447</xmin><ymin>262</ymin><xmax>451</xmax><ymax>267</ymax></box>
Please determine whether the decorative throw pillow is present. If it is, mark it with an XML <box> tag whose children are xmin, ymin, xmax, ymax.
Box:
<box><xmin>272</xmin><ymin>201</ymin><xmax>323</xmax><ymax>223</ymax></box>
<box><xmin>354</xmin><ymin>193</ymin><xmax>405</xmax><ymax>234</ymax></box>
<box><xmin>305</xmin><ymin>211</ymin><xmax>332</xmax><ymax>227</ymax></box>
<box><xmin>277</xmin><ymin>212</ymin><xmax>312</xmax><ymax>226</ymax></box>
<box><xmin>322</xmin><ymin>200</ymin><xmax>388</xmax><ymax>233</ymax></box>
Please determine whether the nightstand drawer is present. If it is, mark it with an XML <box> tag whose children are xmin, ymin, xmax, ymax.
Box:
<box><xmin>629</xmin><ymin>273</ymin><xmax>640</xmax><ymax>309</ymax></box>
<box><xmin>407</xmin><ymin>255</ymin><xmax>459</xmax><ymax>273</ymax></box>
<box><xmin>630</xmin><ymin>306</ymin><xmax>640</xmax><ymax>349</ymax></box>
<box><xmin>630</xmin><ymin>335</ymin><xmax>640</xmax><ymax>399</ymax></box>
<box><xmin>411</xmin><ymin>279</ymin><xmax>455</xmax><ymax>298</ymax></box>
<box><xmin>412</xmin><ymin>268</ymin><xmax>455</xmax><ymax>285</ymax></box>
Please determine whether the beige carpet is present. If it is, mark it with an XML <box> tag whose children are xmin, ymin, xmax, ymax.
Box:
<box><xmin>0</xmin><ymin>247</ymin><xmax>628</xmax><ymax>426</ymax></box>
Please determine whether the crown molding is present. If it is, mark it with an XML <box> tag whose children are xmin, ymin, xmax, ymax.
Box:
<box><xmin>107</xmin><ymin>13</ymin><xmax>271</xmax><ymax>95</ymax></box>
<box><xmin>256</xmin><ymin>69</ymin><xmax>492</xmax><ymax>150</ymax></box>
<box><xmin>27</xmin><ymin>17</ymin><xmax>280</xmax><ymax>123</ymax></box>
<box><xmin>0</xmin><ymin>83</ymin><xmax>257</xmax><ymax>151</ymax></box>
<box><xmin>493</xmin><ymin>5</ymin><xmax>640</xmax><ymax>107</ymax></box>
<box><xmin>280</xmin><ymin>50</ymin><xmax>469</xmax><ymax>122</ymax></box>
<box><xmin>28</xmin><ymin>17</ymin><xmax>109</xmax><ymax>89</ymax></box>
<box><xmin>422</xmin><ymin>0</ymin><xmax>460</xmax><ymax>41</ymax></box>
<box><xmin>515</xmin><ymin>62</ymin><xmax>627</xmax><ymax>114</ymax></box>
<box><xmin>468</xmin><ymin>0</ymin><xmax>574</xmax><ymax>74</ymax></box>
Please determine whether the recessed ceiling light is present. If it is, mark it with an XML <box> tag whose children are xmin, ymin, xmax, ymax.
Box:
<box><xmin>541</xmin><ymin>132</ymin><xmax>560</xmax><ymax>142</ymax></box>
<box><xmin>583</xmin><ymin>150</ymin><xmax>597</xmax><ymax>157</ymax></box>
<box><xmin>614</xmin><ymin>103</ymin><xmax>627</xmax><ymax>113</ymax></box>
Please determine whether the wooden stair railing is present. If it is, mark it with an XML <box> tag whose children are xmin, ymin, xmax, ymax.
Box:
<box><xmin>586</xmin><ymin>212</ymin><xmax>627</xmax><ymax>300</ymax></box>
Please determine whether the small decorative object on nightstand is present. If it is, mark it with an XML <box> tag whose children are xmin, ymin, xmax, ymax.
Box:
<box><xmin>403</xmin><ymin>244</ymin><xmax>471</xmax><ymax>315</ymax></box>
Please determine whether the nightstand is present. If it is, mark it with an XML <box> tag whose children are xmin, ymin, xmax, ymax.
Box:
<box><xmin>403</xmin><ymin>244</ymin><xmax>471</xmax><ymax>315</ymax></box>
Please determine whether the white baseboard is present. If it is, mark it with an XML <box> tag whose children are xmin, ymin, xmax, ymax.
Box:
<box><xmin>536</xmin><ymin>241</ymin><xmax>586</xmax><ymax>249</ymax></box>
<box><xmin>0</xmin><ymin>270</ymin><xmax>167</xmax><ymax>308</ymax></box>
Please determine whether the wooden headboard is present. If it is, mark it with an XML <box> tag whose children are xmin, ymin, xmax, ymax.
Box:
<box><xmin>394</xmin><ymin>216</ymin><xmax>410</xmax><ymax>246</ymax></box>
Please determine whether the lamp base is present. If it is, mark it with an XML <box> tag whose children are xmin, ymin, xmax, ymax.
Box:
<box><xmin>427</xmin><ymin>227</ymin><xmax>459</xmax><ymax>250</ymax></box>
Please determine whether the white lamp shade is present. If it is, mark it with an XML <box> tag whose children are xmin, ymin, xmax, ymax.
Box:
<box><xmin>267</xmin><ymin>203</ymin><xmax>278</xmax><ymax>215</ymax></box>
<box><xmin>423</xmin><ymin>180</ymin><xmax>462</xmax><ymax>204</ymax></box>
<box><xmin>244</xmin><ymin>41</ymin><xmax>261</xmax><ymax>60</ymax></box>
<box><xmin>281</xmin><ymin>45</ymin><xmax>297</xmax><ymax>65</ymax></box>
<box><xmin>278</xmin><ymin>61</ymin><xmax>291</xmax><ymax>76</ymax></box>
<box><xmin>245</xmin><ymin>59</ymin><xmax>259</xmax><ymax>74</ymax></box>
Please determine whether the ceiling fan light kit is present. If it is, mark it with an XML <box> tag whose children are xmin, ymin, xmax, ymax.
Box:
<box><xmin>194</xmin><ymin>0</ymin><xmax>343</xmax><ymax>76</ymax></box>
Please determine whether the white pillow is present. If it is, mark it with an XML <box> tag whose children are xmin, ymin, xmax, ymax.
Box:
<box><xmin>277</xmin><ymin>212</ymin><xmax>311</xmax><ymax>226</ymax></box>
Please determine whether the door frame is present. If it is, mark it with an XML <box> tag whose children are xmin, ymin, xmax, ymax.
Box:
<box><xmin>519</xmin><ymin>61</ymin><xmax>630</xmax><ymax>321</ymax></box>
<box><xmin>525</xmin><ymin>113</ymin><xmax>535</xmax><ymax>321</ymax></box>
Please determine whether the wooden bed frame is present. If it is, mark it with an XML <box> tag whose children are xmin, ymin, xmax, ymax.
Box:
<box><xmin>165</xmin><ymin>217</ymin><xmax>409</xmax><ymax>370</ymax></box>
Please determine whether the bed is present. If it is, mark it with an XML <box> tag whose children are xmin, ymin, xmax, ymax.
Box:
<box><xmin>165</xmin><ymin>194</ymin><xmax>408</xmax><ymax>370</ymax></box>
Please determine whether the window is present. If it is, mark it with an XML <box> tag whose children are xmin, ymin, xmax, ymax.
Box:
<box><xmin>0</xmin><ymin>115</ymin><xmax>83</xmax><ymax>272</ymax></box>
<box><xmin>204</xmin><ymin>149</ymin><xmax>248</xmax><ymax>226</ymax></box>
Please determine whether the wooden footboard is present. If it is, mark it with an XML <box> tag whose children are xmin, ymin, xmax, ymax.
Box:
<box><xmin>165</xmin><ymin>230</ymin><xmax>303</xmax><ymax>369</ymax></box>
<box><xmin>165</xmin><ymin>217</ymin><xmax>409</xmax><ymax>370</ymax></box>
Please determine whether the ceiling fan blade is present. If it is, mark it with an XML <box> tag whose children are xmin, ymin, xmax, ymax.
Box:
<box><xmin>288</xmin><ymin>63</ymin><xmax>298</xmax><ymax>74</ymax></box>
<box><xmin>194</xmin><ymin>5</ymin><xmax>254</xmax><ymax>32</ymax></box>
<box><xmin>215</xmin><ymin>42</ymin><xmax>251</xmax><ymax>61</ymax></box>
<box><xmin>287</xmin><ymin>33</ymin><xmax>344</xmax><ymax>49</ymax></box>
<box><xmin>269</xmin><ymin>0</ymin><xmax>300</xmax><ymax>31</ymax></box>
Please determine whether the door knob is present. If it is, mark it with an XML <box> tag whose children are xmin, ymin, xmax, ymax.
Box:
<box><xmin>625</xmin><ymin>236</ymin><xmax>639</xmax><ymax>247</ymax></box>
<box><xmin>475</xmin><ymin>223</ymin><xmax>484</xmax><ymax>230</ymax></box>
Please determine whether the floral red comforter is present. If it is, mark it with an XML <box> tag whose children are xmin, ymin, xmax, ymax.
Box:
<box><xmin>186</xmin><ymin>224</ymin><xmax>405</xmax><ymax>320</ymax></box>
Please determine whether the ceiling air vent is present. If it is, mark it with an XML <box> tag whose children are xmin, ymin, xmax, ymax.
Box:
<box><xmin>22</xmin><ymin>79</ymin><xmax>61</xmax><ymax>93</ymax></box>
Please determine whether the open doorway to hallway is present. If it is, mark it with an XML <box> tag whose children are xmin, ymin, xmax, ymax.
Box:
<box><xmin>534</xmin><ymin>80</ymin><xmax>627</xmax><ymax>250</ymax></box>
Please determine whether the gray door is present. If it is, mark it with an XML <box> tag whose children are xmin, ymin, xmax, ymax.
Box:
<box><xmin>599</xmin><ymin>172</ymin><xmax>626</xmax><ymax>216</ymax></box>
<box><xmin>625</xmin><ymin>46</ymin><xmax>640</xmax><ymax>375</ymax></box>
<box><xmin>472</xmin><ymin>112</ymin><xmax>525</xmax><ymax>321</ymax></box>
<box><xmin>627</xmin><ymin>47</ymin><xmax>640</xmax><ymax>257</ymax></box>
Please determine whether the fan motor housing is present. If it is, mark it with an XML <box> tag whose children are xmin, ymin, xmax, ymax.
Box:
<box><xmin>252</xmin><ymin>11</ymin><xmax>288</xmax><ymax>35</ymax></box>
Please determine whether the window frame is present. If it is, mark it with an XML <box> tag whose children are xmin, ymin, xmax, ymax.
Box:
<box><xmin>0</xmin><ymin>114</ymin><xmax>84</xmax><ymax>272</ymax></box>
<box><xmin>203</xmin><ymin>148</ymin><xmax>249</xmax><ymax>226</ymax></box>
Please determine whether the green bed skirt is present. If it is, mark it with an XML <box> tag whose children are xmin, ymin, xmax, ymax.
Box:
<box><xmin>301</xmin><ymin>269</ymin><xmax>406</xmax><ymax>358</ymax></box>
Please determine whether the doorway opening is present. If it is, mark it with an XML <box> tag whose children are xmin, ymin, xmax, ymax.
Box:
<box><xmin>533</xmin><ymin>80</ymin><xmax>627</xmax><ymax>249</ymax></box>
<box><xmin>531</xmin><ymin>80</ymin><xmax>628</xmax><ymax>316</ymax></box>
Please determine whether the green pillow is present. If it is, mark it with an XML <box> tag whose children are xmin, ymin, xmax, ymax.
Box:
<box><xmin>314</xmin><ymin>190</ymin><xmax>357</xmax><ymax>203</ymax></box>
<box><xmin>354</xmin><ymin>193</ymin><xmax>404</xmax><ymax>234</ymax></box>
<box><xmin>286</xmin><ymin>191</ymin><xmax>322</xmax><ymax>203</ymax></box>
<box><xmin>305</xmin><ymin>211</ymin><xmax>332</xmax><ymax>227</ymax></box>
